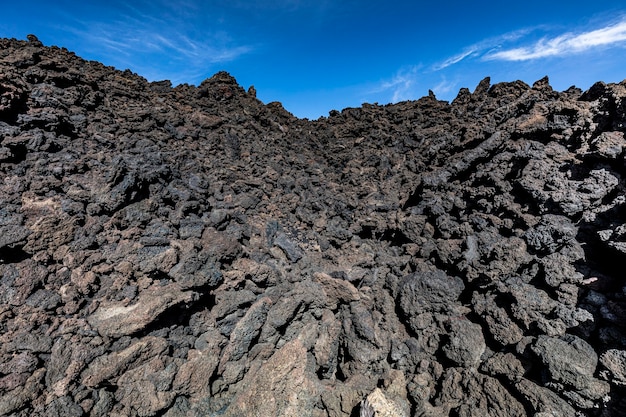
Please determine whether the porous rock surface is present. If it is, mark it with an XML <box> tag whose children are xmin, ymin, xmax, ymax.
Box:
<box><xmin>1</xmin><ymin>36</ymin><xmax>626</xmax><ymax>416</ymax></box>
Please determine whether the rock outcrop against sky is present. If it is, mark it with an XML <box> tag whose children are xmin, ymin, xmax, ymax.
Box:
<box><xmin>1</xmin><ymin>36</ymin><xmax>626</xmax><ymax>416</ymax></box>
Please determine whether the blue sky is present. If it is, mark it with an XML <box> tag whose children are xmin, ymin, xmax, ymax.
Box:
<box><xmin>2</xmin><ymin>1</ymin><xmax>626</xmax><ymax>119</ymax></box>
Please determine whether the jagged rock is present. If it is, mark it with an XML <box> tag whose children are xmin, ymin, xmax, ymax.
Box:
<box><xmin>0</xmin><ymin>368</ymin><xmax>45</xmax><ymax>415</ymax></box>
<box><xmin>397</xmin><ymin>268</ymin><xmax>465</xmax><ymax>333</ymax></box>
<box><xmin>81</xmin><ymin>336</ymin><xmax>169</xmax><ymax>388</ymax></box>
<box><xmin>590</xmin><ymin>131</ymin><xmax>626</xmax><ymax>159</ymax></box>
<box><xmin>223</xmin><ymin>339</ymin><xmax>319</xmax><ymax>416</ymax></box>
<box><xmin>2</xmin><ymin>36</ymin><xmax>626</xmax><ymax>416</ymax></box>
<box><xmin>360</xmin><ymin>388</ymin><xmax>406</xmax><ymax>417</ymax></box>
<box><xmin>87</xmin><ymin>284</ymin><xmax>197</xmax><ymax>337</ymax></box>
<box><xmin>0</xmin><ymin>224</ymin><xmax>30</xmax><ymax>248</ymax></box>
<box><xmin>480</xmin><ymin>352</ymin><xmax>525</xmax><ymax>382</ymax></box>
<box><xmin>441</xmin><ymin>319</ymin><xmax>486</xmax><ymax>367</ymax></box>
<box><xmin>524</xmin><ymin>214</ymin><xmax>577</xmax><ymax>254</ymax></box>
<box><xmin>173</xmin><ymin>332</ymin><xmax>221</xmax><ymax>398</ymax></box>
<box><xmin>273</xmin><ymin>231</ymin><xmax>304</xmax><ymax>262</ymax></box>
<box><xmin>600</xmin><ymin>349</ymin><xmax>626</xmax><ymax>386</ymax></box>
<box><xmin>218</xmin><ymin>296</ymin><xmax>272</xmax><ymax>368</ymax></box>
<box><xmin>532</xmin><ymin>334</ymin><xmax>598</xmax><ymax>386</ymax></box>
<box><xmin>313</xmin><ymin>272</ymin><xmax>360</xmax><ymax>306</ymax></box>
<box><xmin>532</xmin><ymin>334</ymin><xmax>610</xmax><ymax>407</ymax></box>
<box><xmin>114</xmin><ymin>356</ymin><xmax>178</xmax><ymax>416</ymax></box>
<box><xmin>472</xmin><ymin>292</ymin><xmax>525</xmax><ymax>346</ymax></box>
<box><xmin>515</xmin><ymin>378</ymin><xmax>577</xmax><ymax>417</ymax></box>
<box><xmin>313</xmin><ymin>309</ymin><xmax>342</xmax><ymax>379</ymax></box>
<box><xmin>435</xmin><ymin>368</ymin><xmax>526</xmax><ymax>416</ymax></box>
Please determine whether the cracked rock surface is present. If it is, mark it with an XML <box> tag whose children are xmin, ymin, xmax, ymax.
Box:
<box><xmin>2</xmin><ymin>36</ymin><xmax>626</xmax><ymax>416</ymax></box>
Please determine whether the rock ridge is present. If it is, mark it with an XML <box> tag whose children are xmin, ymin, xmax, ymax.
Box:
<box><xmin>1</xmin><ymin>36</ymin><xmax>626</xmax><ymax>416</ymax></box>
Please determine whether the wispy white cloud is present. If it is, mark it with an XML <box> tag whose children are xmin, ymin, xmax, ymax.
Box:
<box><xmin>368</xmin><ymin>68</ymin><xmax>461</xmax><ymax>104</ymax></box>
<box><xmin>433</xmin><ymin>28</ymin><xmax>533</xmax><ymax>70</ymax></box>
<box><xmin>58</xmin><ymin>2</ymin><xmax>252</xmax><ymax>84</ymax></box>
<box><xmin>74</xmin><ymin>23</ymin><xmax>250</xmax><ymax>63</ymax></box>
<box><xmin>372</xmin><ymin>16</ymin><xmax>626</xmax><ymax>105</ymax></box>
<box><xmin>215</xmin><ymin>0</ymin><xmax>332</xmax><ymax>12</ymax></box>
<box><xmin>485</xmin><ymin>19</ymin><xmax>626</xmax><ymax>61</ymax></box>
<box><xmin>432</xmin><ymin>76</ymin><xmax>458</xmax><ymax>97</ymax></box>
<box><xmin>436</xmin><ymin>17</ymin><xmax>626</xmax><ymax>68</ymax></box>
<box><xmin>372</xmin><ymin>66</ymin><xmax>421</xmax><ymax>102</ymax></box>
<box><xmin>434</xmin><ymin>49</ymin><xmax>477</xmax><ymax>71</ymax></box>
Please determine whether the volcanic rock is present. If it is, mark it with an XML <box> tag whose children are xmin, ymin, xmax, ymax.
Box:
<box><xmin>1</xmin><ymin>36</ymin><xmax>626</xmax><ymax>416</ymax></box>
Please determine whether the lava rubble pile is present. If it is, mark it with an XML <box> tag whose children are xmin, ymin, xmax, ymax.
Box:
<box><xmin>1</xmin><ymin>36</ymin><xmax>626</xmax><ymax>416</ymax></box>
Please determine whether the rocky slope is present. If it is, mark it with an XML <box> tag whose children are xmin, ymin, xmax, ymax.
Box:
<box><xmin>1</xmin><ymin>35</ymin><xmax>626</xmax><ymax>416</ymax></box>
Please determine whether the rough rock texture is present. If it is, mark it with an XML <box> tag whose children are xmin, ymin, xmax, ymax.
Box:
<box><xmin>1</xmin><ymin>35</ymin><xmax>626</xmax><ymax>416</ymax></box>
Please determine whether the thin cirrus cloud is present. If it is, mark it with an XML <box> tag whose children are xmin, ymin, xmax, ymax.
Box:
<box><xmin>370</xmin><ymin>67</ymin><xmax>464</xmax><ymax>104</ymax></box>
<box><xmin>369</xmin><ymin>66</ymin><xmax>421</xmax><ymax>103</ymax></box>
<box><xmin>432</xmin><ymin>77</ymin><xmax>458</xmax><ymax>96</ymax></box>
<box><xmin>59</xmin><ymin>5</ymin><xmax>252</xmax><ymax>85</ymax></box>
<box><xmin>433</xmin><ymin>49</ymin><xmax>478</xmax><ymax>71</ymax></box>
<box><xmin>371</xmin><ymin>29</ymin><xmax>532</xmax><ymax>103</ymax></box>
<box><xmin>484</xmin><ymin>19</ymin><xmax>626</xmax><ymax>61</ymax></box>
<box><xmin>432</xmin><ymin>28</ymin><xmax>535</xmax><ymax>70</ymax></box>
<box><xmin>369</xmin><ymin>17</ymin><xmax>626</xmax><ymax>106</ymax></box>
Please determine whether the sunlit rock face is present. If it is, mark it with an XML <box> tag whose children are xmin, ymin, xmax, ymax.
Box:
<box><xmin>1</xmin><ymin>36</ymin><xmax>626</xmax><ymax>416</ymax></box>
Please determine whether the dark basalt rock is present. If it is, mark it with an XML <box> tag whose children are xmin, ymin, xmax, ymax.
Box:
<box><xmin>1</xmin><ymin>36</ymin><xmax>626</xmax><ymax>416</ymax></box>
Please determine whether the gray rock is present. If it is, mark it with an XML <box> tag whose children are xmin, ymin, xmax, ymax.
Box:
<box><xmin>169</xmin><ymin>251</ymin><xmax>223</xmax><ymax>289</ymax></box>
<box><xmin>532</xmin><ymin>335</ymin><xmax>598</xmax><ymax>385</ymax></box>
<box><xmin>532</xmin><ymin>334</ymin><xmax>605</xmax><ymax>395</ymax></box>
<box><xmin>273</xmin><ymin>231</ymin><xmax>303</xmax><ymax>262</ymax></box>
<box><xmin>515</xmin><ymin>378</ymin><xmax>577</xmax><ymax>417</ymax></box>
<box><xmin>398</xmin><ymin>269</ymin><xmax>464</xmax><ymax>333</ymax></box>
<box><xmin>45</xmin><ymin>395</ymin><xmax>84</xmax><ymax>417</ymax></box>
<box><xmin>219</xmin><ymin>297</ymin><xmax>271</xmax><ymax>366</ymax></box>
<box><xmin>472</xmin><ymin>292</ymin><xmax>524</xmax><ymax>346</ymax></box>
<box><xmin>25</xmin><ymin>288</ymin><xmax>61</xmax><ymax>310</ymax></box>
<box><xmin>480</xmin><ymin>352</ymin><xmax>525</xmax><ymax>382</ymax></box>
<box><xmin>590</xmin><ymin>131</ymin><xmax>626</xmax><ymax>159</ymax></box>
<box><xmin>4</xmin><ymin>37</ymin><xmax>626</xmax><ymax>417</ymax></box>
<box><xmin>436</xmin><ymin>368</ymin><xmax>526</xmax><ymax>417</ymax></box>
<box><xmin>442</xmin><ymin>319</ymin><xmax>486</xmax><ymax>367</ymax></box>
<box><xmin>600</xmin><ymin>349</ymin><xmax>626</xmax><ymax>386</ymax></box>
<box><xmin>223</xmin><ymin>339</ymin><xmax>319</xmax><ymax>417</ymax></box>
<box><xmin>2</xmin><ymin>331</ymin><xmax>52</xmax><ymax>353</ymax></box>
<box><xmin>524</xmin><ymin>215</ymin><xmax>577</xmax><ymax>254</ymax></box>
<box><xmin>0</xmin><ymin>224</ymin><xmax>30</xmax><ymax>249</ymax></box>
<box><xmin>87</xmin><ymin>284</ymin><xmax>197</xmax><ymax>337</ymax></box>
<box><xmin>81</xmin><ymin>336</ymin><xmax>168</xmax><ymax>388</ymax></box>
